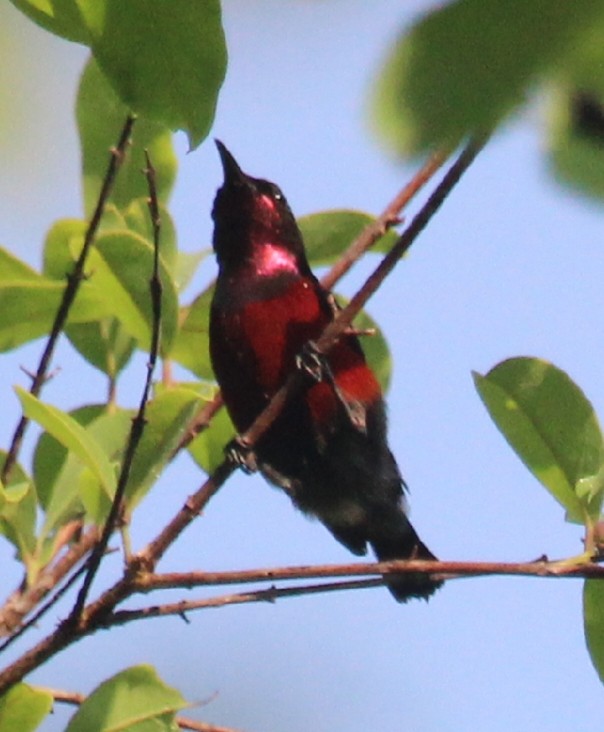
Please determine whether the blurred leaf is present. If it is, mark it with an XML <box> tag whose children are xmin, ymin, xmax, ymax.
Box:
<box><xmin>0</xmin><ymin>682</ymin><xmax>52</xmax><ymax>732</ymax></box>
<box><xmin>333</xmin><ymin>296</ymin><xmax>392</xmax><ymax>392</ymax></box>
<box><xmin>547</xmin><ymin>12</ymin><xmax>604</xmax><ymax>201</ymax></box>
<box><xmin>0</xmin><ymin>245</ymin><xmax>42</xmax><ymax>281</ymax></box>
<box><xmin>0</xmin><ymin>452</ymin><xmax>36</xmax><ymax>565</ymax></box>
<box><xmin>66</xmin><ymin>318</ymin><xmax>136</xmax><ymax>378</ymax></box>
<box><xmin>43</xmin><ymin>219</ymin><xmax>87</xmax><ymax>279</ymax></box>
<box><xmin>188</xmin><ymin>401</ymin><xmax>235</xmax><ymax>474</ymax></box>
<box><xmin>9</xmin><ymin>0</ymin><xmax>90</xmax><ymax>43</ymax></box>
<box><xmin>125</xmin><ymin>386</ymin><xmax>203</xmax><ymax>510</ymax></box>
<box><xmin>548</xmin><ymin>88</ymin><xmax>604</xmax><ymax>201</ymax></box>
<box><xmin>77</xmin><ymin>58</ymin><xmax>177</xmax><ymax>217</ymax></box>
<box><xmin>17</xmin><ymin>389</ymin><xmax>117</xmax><ymax>498</ymax></box>
<box><xmin>372</xmin><ymin>0</ymin><xmax>604</xmax><ymax>155</ymax></box>
<box><xmin>174</xmin><ymin>249</ymin><xmax>209</xmax><ymax>293</ymax></box>
<box><xmin>583</xmin><ymin>579</ymin><xmax>604</xmax><ymax>683</ymax></box>
<box><xmin>81</xmin><ymin>0</ymin><xmax>227</xmax><ymax>150</ymax></box>
<box><xmin>473</xmin><ymin>357</ymin><xmax>604</xmax><ymax>524</ymax></box>
<box><xmin>123</xmin><ymin>198</ymin><xmax>178</xmax><ymax>274</ymax></box>
<box><xmin>298</xmin><ymin>210</ymin><xmax>399</xmax><ymax>267</ymax></box>
<box><xmin>65</xmin><ymin>664</ymin><xmax>187</xmax><ymax>732</ymax></box>
<box><xmin>170</xmin><ymin>287</ymin><xmax>214</xmax><ymax>380</ymax></box>
<box><xmin>90</xmin><ymin>230</ymin><xmax>179</xmax><ymax>355</ymax></box>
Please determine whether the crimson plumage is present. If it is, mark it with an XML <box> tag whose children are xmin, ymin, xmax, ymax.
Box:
<box><xmin>209</xmin><ymin>141</ymin><xmax>441</xmax><ymax>601</ymax></box>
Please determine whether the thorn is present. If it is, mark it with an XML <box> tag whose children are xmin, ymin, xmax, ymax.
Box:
<box><xmin>178</xmin><ymin>610</ymin><xmax>190</xmax><ymax>624</ymax></box>
<box><xmin>20</xmin><ymin>366</ymin><xmax>61</xmax><ymax>384</ymax></box>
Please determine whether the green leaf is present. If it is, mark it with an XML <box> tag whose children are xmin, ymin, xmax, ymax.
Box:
<box><xmin>299</xmin><ymin>210</ymin><xmax>399</xmax><ymax>267</ymax></box>
<box><xmin>188</xmin><ymin>400</ymin><xmax>235</xmax><ymax>475</ymax></box>
<box><xmin>583</xmin><ymin>579</ymin><xmax>604</xmax><ymax>683</ymax></box>
<box><xmin>66</xmin><ymin>318</ymin><xmax>136</xmax><ymax>378</ymax></box>
<box><xmin>17</xmin><ymin>390</ymin><xmax>117</xmax><ymax>498</ymax></box>
<box><xmin>372</xmin><ymin>0</ymin><xmax>604</xmax><ymax>155</ymax></box>
<box><xmin>37</xmin><ymin>406</ymin><xmax>131</xmax><ymax>535</ymax></box>
<box><xmin>123</xmin><ymin>198</ymin><xmax>178</xmax><ymax>275</ymax></box>
<box><xmin>174</xmin><ymin>250</ymin><xmax>209</xmax><ymax>293</ymax></box>
<box><xmin>125</xmin><ymin>387</ymin><xmax>204</xmax><ymax>510</ymax></box>
<box><xmin>0</xmin><ymin>682</ymin><xmax>52</xmax><ymax>732</ymax></box>
<box><xmin>34</xmin><ymin>404</ymin><xmax>104</xmax><ymax>509</ymax></box>
<box><xmin>82</xmin><ymin>0</ymin><xmax>227</xmax><ymax>150</ymax></box>
<box><xmin>170</xmin><ymin>288</ymin><xmax>214</xmax><ymax>380</ymax></box>
<box><xmin>9</xmin><ymin>0</ymin><xmax>90</xmax><ymax>43</ymax></box>
<box><xmin>0</xmin><ymin>245</ymin><xmax>42</xmax><ymax>282</ymax></box>
<box><xmin>0</xmin><ymin>452</ymin><xmax>37</xmax><ymax>565</ymax></box>
<box><xmin>43</xmin><ymin>219</ymin><xmax>87</xmax><ymax>280</ymax></box>
<box><xmin>473</xmin><ymin>357</ymin><xmax>604</xmax><ymax>524</ymax></box>
<box><xmin>89</xmin><ymin>230</ymin><xmax>179</xmax><ymax>356</ymax></box>
<box><xmin>548</xmin><ymin>88</ymin><xmax>604</xmax><ymax>201</ymax></box>
<box><xmin>65</xmin><ymin>665</ymin><xmax>188</xmax><ymax>732</ymax></box>
<box><xmin>0</xmin><ymin>242</ymin><xmax>111</xmax><ymax>352</ymax></box>
<box><xmin>546</xmin><ymin>12</ymin><xmax>604</xmax><ymax>201</ymax></box>
<box><xmin>45</xmin><ymin>219</ymin><xmax>171</xmax><ymax>371</ymax></box>
<box><xmin>77</xmin><ymin>58</ymin><xmax>177</xmax><ymax>217</ymax></box>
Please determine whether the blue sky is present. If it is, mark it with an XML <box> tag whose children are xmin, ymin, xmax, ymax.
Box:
<box><xmin>1</xmin><ymin>1</ymin><xmax>603</xmax><ymax>730</ymax></box>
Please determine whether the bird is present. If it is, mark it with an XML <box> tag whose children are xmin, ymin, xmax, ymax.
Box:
<box><xmin>209</xmin><ymin>140</ymin><xmax>441</xmax><ymax>602</ymax></box>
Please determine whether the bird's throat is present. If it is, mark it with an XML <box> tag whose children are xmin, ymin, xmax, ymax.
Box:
<box><xmin>251</xmin><ymin>242</ymin><xmax>299</xmax><ymax>276</ymax></box>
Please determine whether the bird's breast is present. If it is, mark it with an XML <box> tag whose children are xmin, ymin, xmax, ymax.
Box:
<box><xmin>238</xmin><ymin>277</ymin><xmax>328</xmax><ymax>389</ymax></box>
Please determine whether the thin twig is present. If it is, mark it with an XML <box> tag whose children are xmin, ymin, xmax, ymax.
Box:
<box><xmin>1</xmin><ymin>115</ymin><xmax>137</xmax><ymax>485</ymax></box>
<box><xmin>69</xmin><ymin>149</ymin><xmax>163</xmax><ymax>621</ymax></box>
<box><xmin>109</xmin><ymin>578</ymin><xmax>385</xmax><ymax>623</ymax></box>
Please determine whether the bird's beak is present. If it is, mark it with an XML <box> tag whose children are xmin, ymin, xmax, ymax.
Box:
<box><xmin>215</xmin><ymin>139</ymin><xmax>247</xmax><ymax>187</ymax></box>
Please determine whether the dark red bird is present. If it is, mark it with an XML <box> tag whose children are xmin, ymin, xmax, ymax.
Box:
<box><xmin>209</xmin><ymin>141</ymin><xmax>441</xmax><ymax>602</ymax></box>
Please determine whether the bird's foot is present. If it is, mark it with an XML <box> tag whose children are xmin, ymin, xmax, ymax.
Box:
<box><xmin>225</xmin><ymin>436</ymin><xmax>258</xmax><ymax>474</ymax></box>
<box><xmin>296</xmin><ymin>340</ymin><xmax>367</xmax><ymax>434</ymax></box>
<box><xmin>295</xmin><ymin>340</ymin><xmax>328</xmax><ymax>383</ymax></box>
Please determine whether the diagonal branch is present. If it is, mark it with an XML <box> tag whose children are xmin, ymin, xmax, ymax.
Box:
<box><xmin>1</xmin><ymin>115</ymin><xmax>137</xmax><ymax>485</ymax></box>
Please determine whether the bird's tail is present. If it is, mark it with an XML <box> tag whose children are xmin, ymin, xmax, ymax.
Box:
<box><xmin>369</xmin><ymin>516</ymin><xmax>442</xmax><ymax>603</ymax></box>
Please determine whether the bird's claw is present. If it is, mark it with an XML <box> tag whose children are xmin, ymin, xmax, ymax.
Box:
<box><xmin>225</xmin><ymin>437</ymin><xmax>258</xmax><ymax>474</ymax></box>
<box><xmin>295</xmin><ymin>341</ymin><xmax>329</xmax><ymax>383</ymax></box>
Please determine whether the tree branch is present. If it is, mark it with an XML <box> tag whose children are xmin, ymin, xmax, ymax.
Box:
<box><xmin>132</xmin><ymin>556</ymin><xmax>604</xmax><ymax>594</ymax></box>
